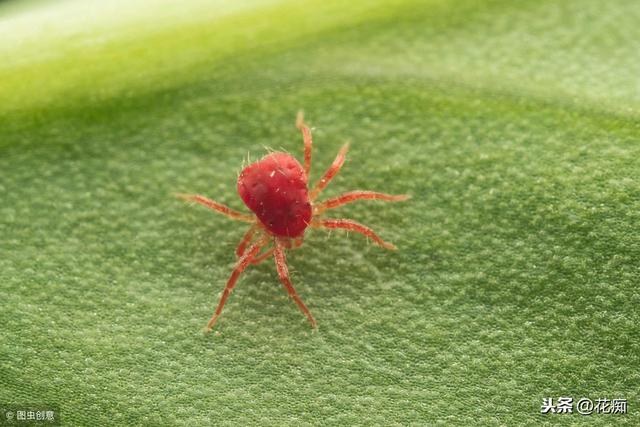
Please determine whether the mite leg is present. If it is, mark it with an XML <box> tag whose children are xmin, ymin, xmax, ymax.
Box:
<box><xmin>176</xmin><ymin>193</ymin><xmax>254</xmax><ymax>223</ymax></box>
<box><xmin>236</xmin><ymin>224</ymin><xmax>260</xmax><ymax>257</ymax></box>
<box><xmin>250</xmin><ymin>247</ymin><xmax>275</xmax><ymax>265</ymax></box>
<box><xmin>205</xmin><ymin>237</ymin><xmax>268</xmax><ymax>332</ymax></box>
<box><xmin>274</xmin><ymin>239</ymin><xmax>317</xmax><ymax>328</ymax></box>
<box><xmin>311</xmin><ymin>218</ymin><xmax>397</xmax><ymax>250</ymax></box>
<box><xmin>314</xmin><ymin>191</ymin><xmax>410</xmax><ymax>215</ymax></box>
<box><xmin>296</xmin><ymin>111</ymin><xmax>313</xmax><ymax>179</ymax></box>
<box><xmin>309</xmin><ymin>143</ymin><xmax>349</xmax><ymax>201</ymax></box>
<box><xmin>292</xmin><ymin>236</ymin><xmax>304</xmax><ymax>249</ymax></box>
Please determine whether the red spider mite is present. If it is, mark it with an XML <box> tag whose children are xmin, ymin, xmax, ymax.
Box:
<box><xmin>177</xmin><ymin>112</ymin><xmax>409</xmax><ymax>332</ymax></box>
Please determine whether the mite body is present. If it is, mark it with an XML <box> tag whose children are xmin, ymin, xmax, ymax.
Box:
<box><xmin>238</xmin><ymin>152</ymin><xmax>311</xmax><ymax>238</ymax></box>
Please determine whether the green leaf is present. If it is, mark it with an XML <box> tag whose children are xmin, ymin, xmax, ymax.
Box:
<box><xmin>1</xmin><ymin>0</ymin><xmax>638</xmax><ymax>425</ymax></box>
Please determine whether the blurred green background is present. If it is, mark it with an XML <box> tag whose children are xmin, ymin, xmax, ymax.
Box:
<box><xmin>1</xmin><ymin>0</ymin><xmax>639</xmax><ymax>425</ymax></box>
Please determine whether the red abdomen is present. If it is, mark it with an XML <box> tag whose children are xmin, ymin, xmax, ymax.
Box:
<box><xmin>237</xmin><ymin>152</ymin><xmax>312</xmax><ymax>237</ymax></box>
